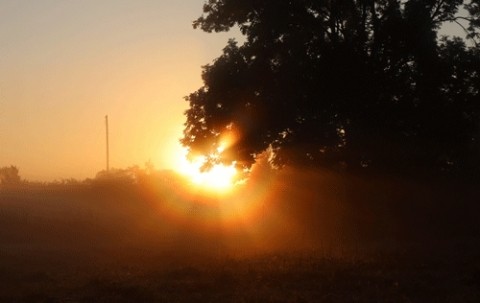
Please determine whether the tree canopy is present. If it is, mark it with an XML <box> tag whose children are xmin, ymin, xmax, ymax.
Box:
<box><xmin>182</xmin><ymin>0</ymin><xmax>480</xmax><ymax>177</ymax></box>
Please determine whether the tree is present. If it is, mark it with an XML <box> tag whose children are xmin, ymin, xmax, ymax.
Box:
<box><xmin>0</xmin><ymin>166</ymin><xmax>21</xmax><ymax>185</ymax></box>
<box><xmin>182</xmin><ymin>0</ymin><xmax>480</xmax><ymax>177</ymax></box>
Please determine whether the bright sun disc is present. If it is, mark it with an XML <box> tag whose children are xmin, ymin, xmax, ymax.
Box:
<box><xmin>177</xmin><ymin>152</ymin><xmax>237</xmax><ymax>192</ymax></box>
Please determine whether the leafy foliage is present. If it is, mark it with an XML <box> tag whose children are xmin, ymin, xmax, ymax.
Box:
<box><xmin>183</xmin><ymin>0</ymin><xmax>480</xmax><ymax>177</ymax></box>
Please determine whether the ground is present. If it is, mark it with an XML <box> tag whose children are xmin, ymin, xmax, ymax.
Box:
<box><xmin>1</xmin><ymin>171</ymin><xmax>479</xmax><ymax>302</ymax></box>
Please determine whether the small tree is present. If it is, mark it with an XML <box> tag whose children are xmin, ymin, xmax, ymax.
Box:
<box><xmin>0</xmin><ymin>166</ymin><xmax>21</xmax><ymax>185</ymax></box>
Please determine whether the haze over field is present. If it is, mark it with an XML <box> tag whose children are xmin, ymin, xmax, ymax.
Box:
<box><xmin>1</xmin><ymin>1</ymin><xmax>480</xmax><ymax>301</ymax></box>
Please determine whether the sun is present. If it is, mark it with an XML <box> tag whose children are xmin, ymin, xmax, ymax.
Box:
<box><xmin>176</xmin><ymin>150</ymin><xmax>238</xmax><ymax>192</ymax></box>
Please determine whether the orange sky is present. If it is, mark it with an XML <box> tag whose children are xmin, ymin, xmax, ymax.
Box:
<box><xmin>0</xmin><ymin>0</ymin><xmax>241</xmax><ymax>181</ymax></box>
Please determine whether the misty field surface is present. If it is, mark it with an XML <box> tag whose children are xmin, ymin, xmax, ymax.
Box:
<box><xmin>1</xmin><ymin>170</ymin><xmax>479</xmax><ymax>302</ymax></box>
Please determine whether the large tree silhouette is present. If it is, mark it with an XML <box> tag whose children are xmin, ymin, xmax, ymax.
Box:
<box><xmin>182</xmin><ymin>0</ymin><xmax>480</xmax><ymax>177</ymax></box>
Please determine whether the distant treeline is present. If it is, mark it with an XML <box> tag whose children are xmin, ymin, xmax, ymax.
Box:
<box><xmin>0</xmin><ymin>164</ymin><xmax>187</xmax><ymax>191</ymax></box>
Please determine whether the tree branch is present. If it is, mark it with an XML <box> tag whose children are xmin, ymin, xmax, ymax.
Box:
<box><xmin>440</xmin><ymin>17</ymin><xmax>479</xmax><ymax>47</ymax></box>
<box><xmin>430</xmin><ymin>0</ymin><xmax>446</xmax><ymax>21</ymax></box>
<box><xmin>439</xmin><ymin>16</ymin><xmax>476</xmax><ymax>23</ymax></box>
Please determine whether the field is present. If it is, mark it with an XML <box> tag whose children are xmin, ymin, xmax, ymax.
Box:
<box><xmin>1</xmin><ymin>169</ymin><xmax>479</xmax><ymax>302</ymax></box>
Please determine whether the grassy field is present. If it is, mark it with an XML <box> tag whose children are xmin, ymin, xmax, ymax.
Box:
<box><xmin>2</xmin><ymin>250</ymin><xmax>479</xmax><ymax>302</ymax></box>
<box><xmin>1</xmin><ymin>170</ymin><xmax>479</xmax><ymax>302</ymax></box>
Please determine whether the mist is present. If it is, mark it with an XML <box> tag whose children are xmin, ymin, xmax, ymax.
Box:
<box><xmin>1</xmin><ymin>163</ymin><xmax>479</xmax><ymax>302</ymax></box>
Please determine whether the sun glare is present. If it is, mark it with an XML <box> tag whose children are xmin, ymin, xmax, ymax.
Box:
<box><xmin>177</xmin><ymin>151</ymin><xmax>237</xmax><ymax>192</ymax></box>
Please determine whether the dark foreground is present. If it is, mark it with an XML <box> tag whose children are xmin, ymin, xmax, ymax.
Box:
<box><xmin>0</xmin><ymin>252</ymin><xmax>480</xmax><ymax>302</ymax></box>
<box><xmin>1</xmin><ymin>170</ymin><xmax>479</xmax><ymax>302</ymax></box>
<box><xmin>1</xmin><ymin>248</ymin><xmax>480</xmax><ymax>303</ymax></box>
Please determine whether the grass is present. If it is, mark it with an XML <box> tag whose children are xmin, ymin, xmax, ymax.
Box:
<box><xmin>1</xmin><ymin>250</ymin><xmax>479</xmax><ymax>302</ymax></box>
<box><xmin>0</xmin><ymin>170</ymin><xmax>479</xmax><ymax>302</ymax></box>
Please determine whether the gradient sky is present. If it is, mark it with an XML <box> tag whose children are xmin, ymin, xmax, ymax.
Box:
<box><xmin>0</xmin><ymin>1</ymin><xmax>468</xmax><ymax>182</ymax></box>
<box><xmin>0</xmin><ymin>0</ymin><xmax>241</xmax><ymax>181</ymax></box>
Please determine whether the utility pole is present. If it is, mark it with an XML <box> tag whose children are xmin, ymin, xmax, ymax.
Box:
<box><xmin>105</xmin><ymin>115</ymin><xmax>109</xmax><ymax>172</ymax></box>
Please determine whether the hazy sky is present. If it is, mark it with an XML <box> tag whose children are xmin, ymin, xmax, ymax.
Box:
<box><xmin>0</xmin><ymin>0</ymin><xmax>240</xmax><ymax>181</ymax></box>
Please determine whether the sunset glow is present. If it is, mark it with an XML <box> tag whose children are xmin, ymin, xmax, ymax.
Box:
<box><xmin>177</xmin><ymin>151</ymin><xmax>238</xmax><ymax>192</ymax></box>
<box><xmin>0</xmin><ymin>0</ymin><xmax>241</xmax><ymax>181</ymax></box>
